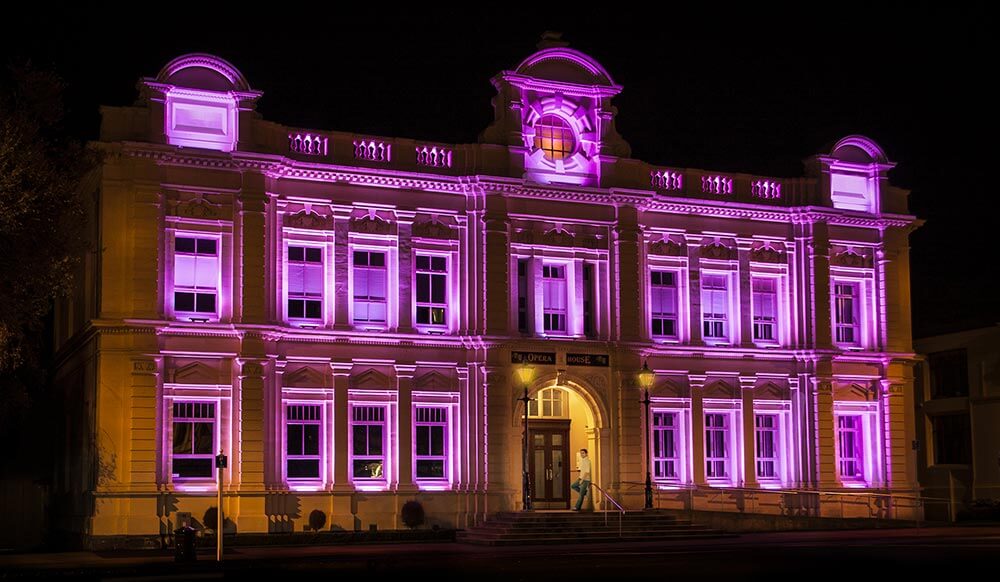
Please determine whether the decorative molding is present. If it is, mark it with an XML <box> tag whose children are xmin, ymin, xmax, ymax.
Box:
<box><xmin>831</xmin><ymin>247</ymin><xmax>873</xmax><ymax>268</ymax></box>
<box><xmin>350</xmin><ymin>214</ymin><xmax>394</xmax><ymax>235</ymax></box>
<box><xmin>586</xmin><ymin>373</ymin><xmax>608</xmax><ymax>391</ymax></box>
<box><xmin>284</xmin><ymin>209</ymin><xmax>334</xmax><ymax>230</ymax></box>
<box><xmin>542</xmin><ymin>227</ymin><xmax>575</xmax><ymax>247</ymax></box>
<box><xmin>354</xmin><ymin>139</ymin><xmax>391</xmax><ymax>162</ymax></box>
<box><xmin>701</xmin><ymin>175</ymin><xmax>733</xmax><ymax>195</ymax></box>
<box><xmin>284</xmin><ymin>366</ymin><xmax>327</xmax><ymax>387</ymax></box>
<box><xmin>750</xmin><ymin>243</ymin><xmax>785</xmax><ymax>264</ymax></box>
<box><xmin>351</xmin><ymin>368</ymin><xmax>391</xmax><ymax>389</ymax></box>
<box><xmin>241</xmin><ymin>361</ymin><xmax>264</xmax><ymax>377</ymax></box>
<box><xmin>649</xmin><ymin>236</ymin><xmax>685</xmax><ymax>256</ymax></box>
<box><xmin>170</xmin><ymin>361</ymin><xmax>218</xmax><ymax>384</ymax></box>
<box><xmin>132</xmin><ymin>359</ymin><xmax>157</xmax><ymax>374</ymax></box>
<box><xmin>701</xmin><ymin>240</ymin><xmax>736</xmax><ymax>261</ymax></box>
<box><xmin>750</xmin><ymin>179</ymin><xmax>782</xmax><ymax>200</ymax></box>
<box><xmin>171</xmin><ymin>197</ymin><xmax>222</xmax><ymax>219</ymax></box>
<box><xmin>412</xmin><ymin>219</ymin><xmax>455</xmax><ymax>240</ymax></box>
<box><xmin>414</xmin><ymin>371</ymin><xmax>453</xmax><ymax>390</ymax></box>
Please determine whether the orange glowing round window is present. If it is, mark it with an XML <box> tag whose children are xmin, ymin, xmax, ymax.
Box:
<box><xmin>533</xmin><ymin>115</ymin><xmax>576</xmax><ymax>161</ymax></box>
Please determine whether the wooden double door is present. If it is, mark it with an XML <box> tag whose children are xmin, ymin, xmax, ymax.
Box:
<box><xmin>529</xmin><ymin>420</ymin><xmax>571</xmax><ymax>509</ymax></box>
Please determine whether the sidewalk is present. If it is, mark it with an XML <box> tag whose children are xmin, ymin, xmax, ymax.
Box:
<box><xmin>2</xmin><ymin>525</ymin><xmax>999</xmax><ymax>575</ymax></box>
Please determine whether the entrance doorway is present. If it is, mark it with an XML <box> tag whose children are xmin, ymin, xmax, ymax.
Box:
<box><xmin>530</xmin><ymin>420</ymin><xmax>570</xmax><ymax>508</ymax></box>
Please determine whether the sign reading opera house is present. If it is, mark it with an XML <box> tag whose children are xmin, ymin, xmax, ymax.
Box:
<box><xmin>52</xmin><ymin>39</ymin><xmax>921</xmax><ymax>543</ymax></box>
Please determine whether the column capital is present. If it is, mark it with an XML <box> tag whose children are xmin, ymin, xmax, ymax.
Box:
<box><xmin>688</xmin><ymin>374</ymin><xmax>707</xmax><ymax>389</ymax></box>
<box><xmin>739</xmin><ymin>375</ymin><xmax>757</xmax><ymax>390</ymax></box>
<box><xmin>330</xmin><ymin>361</ymin><xmax>353</xmax><ymax>376</ymax></box>
<box><xmin>394</xmin><ymin>364</ymin><xmax>417</xmax><ymax>378</ymax></box>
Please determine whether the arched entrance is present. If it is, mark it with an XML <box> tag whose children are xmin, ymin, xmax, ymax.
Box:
<box><xmin>524</xmin><ymin>379</ymin><xmax>603</xmax><ymax>509</ymax></box>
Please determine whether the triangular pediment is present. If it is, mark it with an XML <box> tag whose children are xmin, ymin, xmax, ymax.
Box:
<box><xmin>172</xmin><ymin>361</ymin><xmax>218</xmax><ymax>384</ymax></box>
<box><xmin>703</xmin><ymin>381</ymin><xmax>735</xmax><ymax>399</ymax></box>
<box><xmin>414</xmin><ymin>371</ymin><xmax>452</xmax><ymax>391</ymax></box>
<box><xmin>284</xmin><ymin>366</ymin><xmax>326</xmax><ymax>388</ymax></box>
<box><xmin>351</xmin><ymin>368</ymin><xmax>391</xmax><ymax>390</ymax></box>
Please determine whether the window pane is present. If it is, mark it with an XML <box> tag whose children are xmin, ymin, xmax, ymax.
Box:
<box><xmin>305</xmin><ymin>300</ymin><xmax>322</xmax><ymax>319</ymax></box>
<box><xmin>431</xmin><ymin>275</ymin><xmax>446</xmax><ymax>303</ymax></box>
<box><xmin>432</xmin><ymin>257</ymin><xmax>446</xmax><ymax>271</ymax></box>
<box><xmin>303</xmin><ymin>425</ymin><xmax>320</xmax><ymax>455</ymax></box>
<box><xmin>430</xmin><ymin>426</ymin><xmax>444</xmax><ymax>455</ymax></box>
<box><xmin>353</xmin><ymin>460</ymin><xmax>383</xmax><ymax>478</ymax></box>
<box><xmin>416</xmin><ymin>306</ymin><xmax>429</xmax><ymax>324</ymax></box>
<box><xmin>353</xmin><ymin>425</ymin><xmax>368</xmax><ymax>455</ymax></box>
<box><xmin>368</xmin><ymin>426</ymin><xmax>383</xmax><ymax>453</ymax></box>
<box><xmin>370</xmin><ymin>252</ymin><xmax>385</xmax><ymax>267</ymax></box>
<box><xmin>175</xmin><ymin>292</ymin><xmax>195</xmax><ymax>312</ymax></box>
<box><xmin>416</xmin><ymin>460</ymin><xmax>445</xmax><ymax>478</ymax></box>
<box><xmin>416</xmin><ymin>426</ymin><xmax>429</xmax><ymax>456</ymax></box>
<box><xmin>304</xmin><ymin>264</ymin><xmax>324</xmax><ymax>295</ymax></box>
<box><xmin>287</xmin><ymin>424</ymin><xmax>303</xmax><ymax>455</ymax></box>
<box><xmin>288</xmin><ymin>299</ymin><xmax>304</xmax><ymax>318</ymax></box>
<box><xmin>175</xmin><ymin>237</ymin><xmax>196</xmax><ymax>253</ymax></box>
<box><xmin>173</xmin><ymin>422</ymin><xmax>192</xmax><ymax>455</ymax></box>
<box><xmin>416</xmin><ymin>255</ymin><xmax>429</xmax><ymax>270</ymax></box>
<box><xmin>416</xmin><ymin>273</ymin><xmax>429</xmax><ymax>302</ymax></box>
<box><xmin>305</xmin><ymin>247</ymin><xmax>321</xmax><ymax>262</ymax></box>
<box><xmin>289</xmin><ymin>246</ymin><xmax>304</xmax><ymax>261</ymax></box>
<box><xmin>195</xmin><ymin>293</ymin><xmax>215</xmax><ymax>313</ymax></box>
<box><xmin>193</xmin><ymin>422</ymin><xmax>214</xmax><ymax>454</ymax></box>
<box><xmin>430</xmin><ymin>307</ymin><xmax>445</xmax><ymax>325</ymax></box>
<box><xmin>354</xmin><ymin>251</ymin><xmax>367</xmax><ymax>266</ymax></box>
<box><xmin>196</xmin><ymin>239</ymin><xmax>216</xmax><ymax>255</ymax></box>
<box><xmin>194</xmin><ymin>256</ymin><xmax>218</xmax><ymax>288</ymax></box>
<box><xmin>288</xmin><ymin>459</ymin><xmax>320</xmax><ymax>479</ymax></box>
<box><xmin>173</xmin><ymin>458</ymin><xmax>213</xmax><ymax>479</ymax></box>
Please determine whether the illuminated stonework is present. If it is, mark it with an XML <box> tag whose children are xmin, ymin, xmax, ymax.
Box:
<box><xmin>53</xmin><ymin>41</ymin><xmax>922</xmax><ymax>545</ymax></box>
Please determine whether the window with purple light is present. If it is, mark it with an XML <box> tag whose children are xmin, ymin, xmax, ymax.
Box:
<box><xmin>351</xmin><ymin>405</ymin><xmax>386</xmax><ymax>480</ymax></box>
<box><xmin>833</xmin><ymin>281</ymin><xmax>861</xmax><ymax>346</ymax></box>
<box><xmin>751</xmin><ymin>277</ymin><xmax>778</xmax><ymax>343</ymax></box>
<box><xmin>414</xmin><ymin>406</ymin><xmax>448</xmax><ymax>480</ymax></box>
<box><xmin>287</xmin><ymin>246</ymin><xmax>323</xmax><ymax>322</ymax></box>
<box><xmin>173</xmin><ymin>236</ymin><xmax>219</xmax><ymax>319</ymax></box>
<box><xmin>705</xmin><ymin>413</ymin><xmax>730</xmax><ymax>480</ymax></box>
<box><xmin>353</xmin><ymin>250</ymin><xmax>387</xmax><ymax>324</ymax></box>
<box><xmin>701</xmin><ymin>273</ymin><xmax>729</xmax><ymax>341</ymax></box>
<box><xmin>650</xmin><ymin>271</ymin><xmax>679</xmax><ymax>339</ymax></box>
<box><xmin>171</xmin><ymin>401</ymin><xmax>215</xmax><ymax>480</ymax></box>
<box><xmin>533</xmin><ymin>115</ymin><xmax>575</xmax><ymax>161</ymax></box>
<box><xmin>415</xmin><ymin>255</ymin><xmax>447</xmax><ymax>327</ymax></box>
<box><xmin>542</xmin><ymin>264</ymin><xmax>567</xmax><ymax>333</ymax></box>
<box><xmin>836</xmin><ymin>415</ymin><xmax>864</xmax><ymax>482</ymax></box>
<box><xmin>754</xmin><ymin>414</ymin><xmax>779</xmax><ymax>480</ymax></box>
<box><xmin>286</xmin><ymin>404</ymin><xmax>322</xmax><ymax>480</ymax></box>
<box><xmin>652</xmin><ymin>411</ymin><xmax>680</xmax><ymax>480</ymax></box>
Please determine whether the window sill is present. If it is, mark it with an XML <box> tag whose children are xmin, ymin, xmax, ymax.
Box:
<box><xmin>705</xmin><ymin>479</ymin><xmax>736</xmax><ymax>488</ymax></box>
<box><xmin>652</xmin><ymin>337</ymin><xmax>681</xmax><ymax>344</ymax></box>
<box><xmin>415</xmin><ymin>480</ymin><xmax>453</xmax><ymax>491</ymax></box>
<box><xmin>174</xmin><ymin>315</ymin><xmax>219</xmax><ymax>324</ymax></box>
<box><xmin>351</xmin><ymin>479</ymin><xmax>389</xmax><ymax>492</ymax></box>
<box><xmin>287</xmin><ymin>481</ymin><xmax>326</xmax><ymax>492</ymax></box>
<box><xmin>753</xmin><ymin>342</ymin><xmax>782</xmax><ymax>349</ymax></box>
<box><xmin>415</xmin><ymin>326</ymin><xmax>451</xmax><ymax>336</ymax></box>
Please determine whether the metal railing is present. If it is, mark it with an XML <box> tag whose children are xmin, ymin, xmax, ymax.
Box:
<box><xmin>620</xmin><ymin>481</ymin><xmax>953</xmax><ymax>525</ymax></box>
<box><xmin>589</xmin><ymin>482</ymin><xmax>626</xmax><ymax>537</ymax></box>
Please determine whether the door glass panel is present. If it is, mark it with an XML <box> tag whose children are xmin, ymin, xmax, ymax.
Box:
<box><xmin>533</xmin><ymin>434</ymin><xmax>544</xmax><ymax>446</ymax></box>
<box><xmin>534</xmin><ymin>450</ymin><xmax>546</xmax><ymax>498</ymax></box>
<box><xmin>552</xmin><ymin>434</ymin><xmax>562</xmax><ymax>446</ymax></box>
<box><xmin>552</xmin><ymin>449</ymin><xmax>563</xmax><ymax>498</ymax></box>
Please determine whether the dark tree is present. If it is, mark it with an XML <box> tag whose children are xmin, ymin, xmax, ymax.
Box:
<box><xmin>0</xmin><ymin>63</ymin><xmax>97</xmax><ymax>424</ymax></box>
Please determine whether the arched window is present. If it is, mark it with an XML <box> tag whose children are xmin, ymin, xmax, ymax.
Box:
<box><xmin>533</xmin><ymin>115</ymin><xmax>575</xmax><ymax>161</ymax></box>
<box><xmin>529</xmin><ymin>387</ymin><xmax>567</xmax><ymax>417</ymax></box>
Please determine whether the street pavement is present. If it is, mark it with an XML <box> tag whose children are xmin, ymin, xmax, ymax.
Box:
<box><xmin>1</xmin><ymin>526</ymin><xmax>998</xmax><ymax>580</ymax></box>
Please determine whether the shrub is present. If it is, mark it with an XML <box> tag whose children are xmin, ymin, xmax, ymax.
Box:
<box><xmin>400</xmin><ymin>500</ymin><xmax>425</xmax><ymax>529</ymax></box>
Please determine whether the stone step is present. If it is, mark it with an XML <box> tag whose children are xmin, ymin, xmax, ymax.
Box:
<box><xmin>456</xmin><ymin>531</ymin><xmax>729</xmax><ymax>546</ymax></box>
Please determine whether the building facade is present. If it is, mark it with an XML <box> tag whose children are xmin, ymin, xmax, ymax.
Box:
<box><xmin>52</xmin><ymin>41</ymin><xmax>922</xmax><ymax>544</ymax></box>
<box><xmin>914</xmin><ymin>326</ymin><xmax>1000</xmax><ymax>520</ymax></box>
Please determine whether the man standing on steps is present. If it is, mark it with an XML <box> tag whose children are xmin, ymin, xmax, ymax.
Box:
<box><xmin>571</xmin><ymin>449</ymin><xmax>591</xmax><ymax>511</ymax></box>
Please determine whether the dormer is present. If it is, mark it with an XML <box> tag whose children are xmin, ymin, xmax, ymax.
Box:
<box><xmin>139</xmin><ymin>54</ymin><xmax>262</xmax><ymax>152</ymax></box>
<box><xmin>480</xmin><ymin>33</ymin><xmax>630</xmax><ymax>187</ymax></box>
<box><xmin>808</xmin><ymin>135</ymin><xmax>895</xmax><ymax>214</ymax></box>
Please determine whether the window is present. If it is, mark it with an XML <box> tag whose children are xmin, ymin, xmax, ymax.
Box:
<box><xmin>705</xmin><ymin>413</ymin><xmax>730</xmax><ymax>480</ymax></box>
<box><xmin>287</xmin><ymin>246</ymin><xmax>323</xmax><ymax>322</ymax></box>
<box><xmin>353</xmin><ymin>251</ymin><xmax>387</xmax><ymax>324</ymax></box>
<box><xmin>172</xmin><ymin>402</ymin><xmax>215</xmax><ymax>479</ymax></box>
<box><xmin>415</xmin><ymin>255</ymin><xmax>447</xmax><ymax>327</ymax></box>
<box><xmin>286</xmin><ymin>404</ymin><xmax>321</xmax><ymax>480</ymax></box>
<box><xmin>650</xmin><ymin>271</ymin><xmax>678</xmax><ymax>338</ymax></box>
<box><xmin>833</xmin><ymin>282</ymin><xmax>861</xmax><ymax>345</ymax></box>
<box><xmin>174</xmin><ymin>236</ymin><xmax>218</xmax><ymax>318</ymax></box>
<box><xmin>533</xmin><ymin>115</ymin><xmax>575</xmax><ymax>161</ymax></box>
<box><xmin>351</xmin><ymin>406</ymin><xmax>385</xmax><ymax>479</ymax></box>
<box><xmin>929</xmin><ymin>349</ymin><xmax>969</xmax><ymax>399</ymax></box>
<box><xmin>517</xmin><ymin>259</ymin><xmax>529</xmax><ymax>333</ymax></box>
<box><xmin>932</xmin><ymin>414</ymin><xmax>971</xmax><ymax>465</ymax></box>
<box><xmin>652</xmin><ymin>411</ymin><xmax>680</xmax><ymax>480</ymax></box>
<box><xmin>529</xmin><ymin>387</ymin><xmax>566</xmax><ymax>417</ymax></box>
<box><xmin>542</xmin><ymin>264</ymin><xmax>567</xmax><ymax>333</ymax></box>
<box><xmin>414</xmin><ymin>406</ymin><xmax>448</xmax><ymax>479</ymax></box>
<box><xmin>754</xmin><ymin>414</ymin><xmax>779</xmax><ymax>480</ymax></box>
<box><xmin>751</xmin><ymin>278</ymin><xmax>778</xmax><ymax>343</ymax></box>
<box><xmin>701</xmin><ymin>274</ymin><xmax>729</xmax><ymax>341</ymax></box>
<box><xmin>836</xmin><ymin>415</ymin><xmax>864</xmax><ymax>482</ymax></box>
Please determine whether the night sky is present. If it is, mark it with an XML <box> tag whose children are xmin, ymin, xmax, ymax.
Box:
<box><xmin>4</xmin><ymin>7</ymin><xmax>994</xmax><ymax>338</ymax></box>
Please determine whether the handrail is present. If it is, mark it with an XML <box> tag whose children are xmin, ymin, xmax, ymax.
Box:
<box><xmin>619</xmin><ymin>481</ymin><xmax>954</xmax><ymax>523</ymax></box>
<box><xmin>589</xmin><ymin>482</ymin><xmax>626</xmax><ymax>537</ymax></box>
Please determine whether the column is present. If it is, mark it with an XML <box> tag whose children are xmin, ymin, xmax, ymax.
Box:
<box><xmin>808</xmin><ymin>221</ymin><xmax>833</xmax><ymax>349</ymax></box>
<box><xmin>124</xmin><ymin>357</ymin><xmax>160</xmax><ymax>534</ymax></box>
<box><xmin>615</xmin><ymin>205</ymin><xmax>643</xmax><ymax>341</ymax></box>
<box><xmin>812</xmin><ymin>376</ymin><xmax>837</xmax><ymax>489</ymax></box>
<box><xmin>332</xmin><ymin>208</ymin><xmax>352</xmax><ymax>329</ymax></box>
<box><xmin>737</xmin><ymin>240</ymin><xmax>753</xmax><ymax>346</ymax></box>
<box><xmin>483</xmin><ymin>194</ymin><xmax>509</xmax><ymax>335</ymax></box>
<box><xmin>881</xmin><ymin>377</ymin><xmax>915</xmax><ymax>491</ymax></box>
<box><xmin>234</xmin><ymin>357</ymin><xmax>268</xmax><ymax>531</ymax></box>
<box><xmin>689</xmin><ymin>374</ymin><xmax>707</xmax><ymax>485</ymax></box>
<box><xmin>331</xmin><ymin>362</ymin><xmax>352</xmax><ymax>489</ymax></box>
<box><xmin>687</xmin><ymin>238</ymin><xmax>703</xmax><ymax>345</ymax></box>
<box><xmin>397</xmin><ymin>212</ymin><xmax>415</xmax><ymax>333</ymax></box>
<box><xmin>740</xmin><ymin>376</ymin><xmax>758</xmax><ymax>488</ymax></box>
<box><xmin>395</xmin><ymin>365</ymin><xmax>417</xmax><ymax>492</ymax></box>
<box><xmin>237</xmin><ymin>173</ymin><xmax>267</xmax><ymax>323</ymax></box>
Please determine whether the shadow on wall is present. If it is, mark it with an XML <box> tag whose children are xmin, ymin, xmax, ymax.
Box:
<box><xmin>266</xmin><ymin>493</ymin><xmax>302</xmax><ymax>533</ymax></box>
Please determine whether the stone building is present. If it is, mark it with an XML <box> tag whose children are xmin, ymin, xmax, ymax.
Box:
<box><xmin>51</xmin><ymin>39</ymin><xmax>922</xmax><ymax>545</ymax></box>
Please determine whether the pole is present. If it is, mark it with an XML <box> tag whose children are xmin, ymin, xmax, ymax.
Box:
<box><xmin>643</xmin><ymin>388</ymin><xmax>653</xmax><ymax>509</ymax></box>
<box><xmin>519</xmin><ymin>385</ymin><xmax>532</xmax><ymax>511</ymax></box>
<box><xmin>216</xmin><ymin>450</ymin><xmax>223</xmax><ymax>562</ymax></box>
